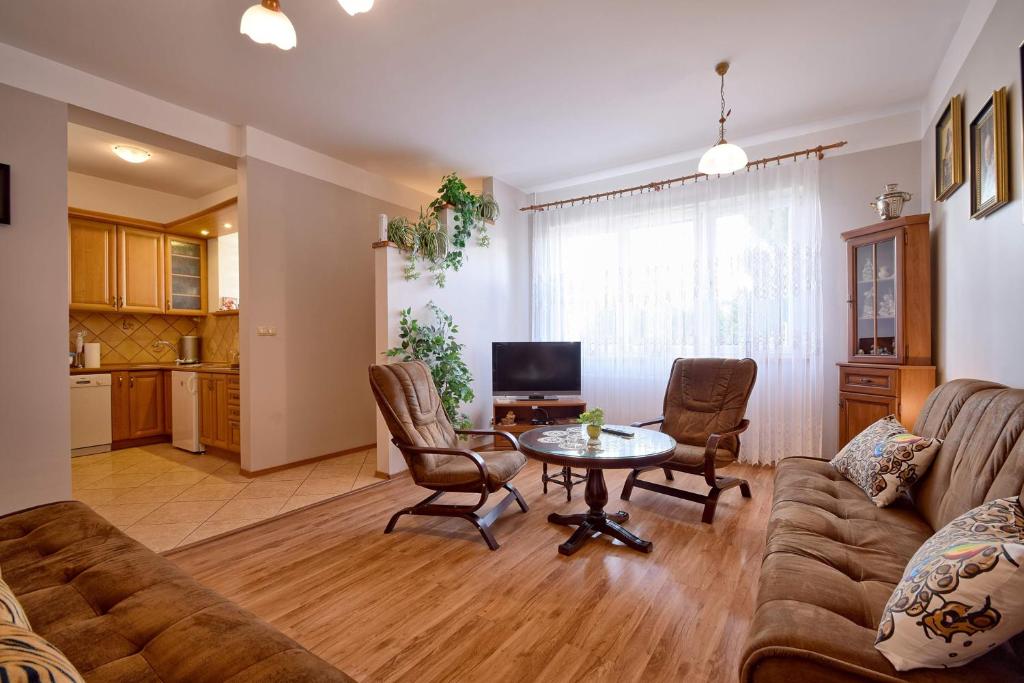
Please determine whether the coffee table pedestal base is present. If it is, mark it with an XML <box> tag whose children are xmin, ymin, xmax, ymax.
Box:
<box><xmin>546</xmin><ymin>468</ymin><xmax>653</xmax><ymax>556</ymax></box>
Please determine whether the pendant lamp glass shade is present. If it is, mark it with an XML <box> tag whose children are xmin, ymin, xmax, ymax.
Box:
<box><xmin>338</xmin><ymin>0</ymin><xmax>374</xmax><ymax>15</ymax></box>
<box><xmin>112</xmin><ymin>145</ymin><xmax>151</xmax><ymax>164</ymax></box>
<box><xmin>698</xmin><ymin>61</ymin><xmax>747</xmax><ymax>175</ymax></box>
<box><xmin>698</xmin><ymin>141</ymin><xmax>748</xmax><ymax>175</ymax></box>
<box><xmin>240</xmin><ymin>0</ymin><xmax>297</xmax><ymax>50</ymax></box>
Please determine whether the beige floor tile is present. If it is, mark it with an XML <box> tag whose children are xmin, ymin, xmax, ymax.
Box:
<box><xmin>117</xmin><ymin>460</ymin><xmax>181</xmax><ymax>475</ymax></box>
<box><xmin>205</xmin><ymin>463</ymin><xmax>250</xmax><ymax>483</ymax></box>
<box><xmin>294</xmin><ymin>475</ymin><xmax>357</xmax><ymax>496</ymax></box>
<box><xmin>145</xmin><ymin>470</ymin><xmax>209</xmax><ymax>487</ymax></box>
<box><xmin>72</xmin><ymin>488</ymin><xmax>122</xmax><ymax>506</ymax></box>
<box><xmin>174</xmin><ymin>481</ymin><xmax>247</xmax><ymax>502</ymax></box>
<box><xmin>91</xmin><ymin>502</ymin><xmax>161</xmax><ymax>526</ymax></box>
<box><xmin>179</xmin><ymin>519</ymin><xmax>252</xmax><ymax>546</ymax></box>
<box><xmin>111</xmin><ymin>484</ymin><xmax>191</xmax><ymax>504</ymax></box>
<box><xmin>136</xmin><ymin>499</ymin><xmax>227</xmax><ymax>525</ymax></box>
<box><xmin>280</xmin><ymin>493</ymin><xmax>337</xmax><ymax>513</ymax></box>
<box><xmin>173</xmin><ymin>455</ymin><xmax>232</xmax><ymax>474</ymax></box>
<box><xmin>234</xmin><ymin>480</ymin><xmax>302</xmax><ymax>500</ymax></box>
<box><xmin>249</xmin><ymin>464</ymin><xmax>317</xmax><ymax>481</ymax></box>
<box><xmin>79</xmin><ymin>473</ymin><xmax>161</xmax><ymax>490</ymax></box>
<box><xmin>124</xmin><ymin>522</ymin><xmax>201</xmax><ymax>552</ymax></box>
<box><xmin>208</xmin><ymin>497</ymin><xmax>288</xmax><ymax>523</ymax></box>
<box><xmin>352</xmin><ymin>475</ymin><xmax>383</xmax><ymax>491</ymax></box>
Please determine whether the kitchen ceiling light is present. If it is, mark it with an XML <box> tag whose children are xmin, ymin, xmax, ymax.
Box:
<box><xmin>337</xmin><ymin>0</ymin><xmax>374</xmax><ymax>16</ymax></box>
<box><xmin>240</xmin><ymin>0</ymin><xmax>297</xmax><ymax>50</ymax></box>
<box><xmin>223</xmin><ymin>223</ymin><xmax>233</xmax><ymax>229</ymax></box>
<box><xmin>697</xmin><ymin>61</ymin><xmax>748</xmax><ymax>175</ymax></box>
<box><xmin>200</xmin><ymin>230</ymin><xmax>210</xmax><ymax>236</ymax></box>
<box><xmin>112</xmin><ymin>145</ymin><xmax>151</xmax><ymax>164</ymax></box>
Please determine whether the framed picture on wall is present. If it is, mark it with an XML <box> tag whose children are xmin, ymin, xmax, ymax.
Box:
<box><xmin>969</xmin><ymin>87</ymin><xmax>1009</xmax><ymax>219</ymax></box>
<box><xmin>934</xmin><ymin>95</ymin><xmax>963</xmax><ymax>201</ymax></box>
<box><xmin>0</xmin><ymin>163</ymin><xmax>9</xmax><ymax>225</ymax></box>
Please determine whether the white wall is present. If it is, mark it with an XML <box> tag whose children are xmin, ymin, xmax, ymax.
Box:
<box><xmin>240</xmin><ymin>157</ymin><xmax>422</xmax><ymax>473</ymax></box>
<box><xmin>375</xmin><ymin>177</ymin><xmax>532</xmax><ymax>473</ymax></box>
<box><xmin>0</xmin><ymin>84</ymin><xmax>71</xmax><ymax>515</ymax></box>
<box><xmin>819</xmin><ymin>143</ymin><xmax>922</xmax><ymax>452</ymax></box>
<box><xmin>921</xmin><ymin>0</ymin><xmax>1024</xmax><ymax>387</ymax></box>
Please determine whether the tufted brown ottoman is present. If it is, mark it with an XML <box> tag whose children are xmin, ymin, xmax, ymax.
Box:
<box><xmin>0</xmin><ymin>501</ymin><xmax>352</xmax><ymax>682</ymax></box>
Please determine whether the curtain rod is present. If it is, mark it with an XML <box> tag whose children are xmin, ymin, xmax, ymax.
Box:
<box><xmin>520</xmin><ymin>140</ymin><xmax>848</xmax><ymax>212</ymax></box>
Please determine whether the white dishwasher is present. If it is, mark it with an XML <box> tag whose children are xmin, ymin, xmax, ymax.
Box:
<box><xmin>70</xmin><ymin>374</ymin><xmax>112</xmax><ymax>456</ymax></box>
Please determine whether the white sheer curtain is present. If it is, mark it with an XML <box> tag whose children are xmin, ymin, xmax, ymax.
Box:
<box><xmin>531</xmin><ymin>160</ymin><xmax>823</xmax><ymax>465</ymax></box>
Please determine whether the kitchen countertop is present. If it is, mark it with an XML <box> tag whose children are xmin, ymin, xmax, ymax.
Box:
<box><xmin>71</xmin><ymin>363</ymin><xmax>240</xmax><ymax>376</ymax></box>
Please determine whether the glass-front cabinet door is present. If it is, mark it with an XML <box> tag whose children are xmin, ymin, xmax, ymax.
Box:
<box><xmin>165</xmin><ymin>235</ymin><xmax>207</xmax><ymax>315</ymax></box>
<box><xmin>850</xmin><ymin>230</ymin><xmax>900</xmax><ymax>361</ymax></box>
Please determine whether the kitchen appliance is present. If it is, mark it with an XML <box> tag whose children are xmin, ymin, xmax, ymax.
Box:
<box><xmin>171</xmin><ymin>371</ymin><xmax>203</xmax><ymax>453</ymax></box>
<box><xmin>869</xmin><ymin>183</ymin><xmax>913</xmax><ymax>220</ymax></box>
<box><xmin>70</xmin><ymin>374</ymin><xmax>112</xmax><ymax>456</ymax></box>
<box><xmin>492</xmin><ymin>341</ymin><xmax>582</xmax><ymax>399</ymax></box>
<box><xmin>178</xmin><ymin>336</ymin><xmax>201</xmax><ymax>364</ymax></box>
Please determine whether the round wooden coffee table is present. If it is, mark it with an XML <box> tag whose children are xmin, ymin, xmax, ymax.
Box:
<box><xmin>519</xmin><ymin>425</ymin><xmax>676</xmax><ymax>556</ymax></box>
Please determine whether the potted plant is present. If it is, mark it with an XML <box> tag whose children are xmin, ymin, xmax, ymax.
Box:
<box><xmin>578</xmin><ymin>408</ymin><xmax>605</xmax><ymax>443</ymax></box>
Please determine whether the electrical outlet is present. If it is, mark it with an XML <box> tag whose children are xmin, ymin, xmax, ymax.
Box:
<box><xmin>256</xmin><ymin>326</ymin><xmax>278</xmax><ymax>337</ymax></box>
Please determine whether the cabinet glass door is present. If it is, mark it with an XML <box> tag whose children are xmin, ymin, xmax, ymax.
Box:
<box><xmin>853</xmin><ymin>236</ymin><xmax>897</xmax><ymax>358</ymax></box>
<box><xmin>166</xmin><ymin>237</ymin><xmax>205</xmax><ymax>314</ymax></box>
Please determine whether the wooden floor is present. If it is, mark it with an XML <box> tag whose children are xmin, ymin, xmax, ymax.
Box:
<box><xmin>169</xmin><ymin>460</ymin><xmax>774</xmax><ymax>683</ymax></box>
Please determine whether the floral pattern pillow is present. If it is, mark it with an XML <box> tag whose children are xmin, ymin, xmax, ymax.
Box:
<box><xmin>875</xmin><ymin>496</ymin><xmax>1024</xmax><ymax>670</ymax></box>
<box><xmin>830</xmin><ymin>415</ymin><xmax>941</xmax><ymax>507</ymax></box>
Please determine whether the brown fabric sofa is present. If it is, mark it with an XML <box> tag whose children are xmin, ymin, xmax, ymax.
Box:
<box><xmin>740</xmin><ymin>379</ymin><xmax>1024</xmax><ymax>682</ymax></box>
<box><xmin>0</xmin><ymin>501</ymin><xmax>352</xmax><ymax>682</ymax></box>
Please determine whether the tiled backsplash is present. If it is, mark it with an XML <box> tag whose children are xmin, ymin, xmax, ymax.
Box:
<box><xmin>200</xmin><ymin>314</ymin><xmax>240</xmax><ymax>363</ymax></box>
<box><xmin>69</xmin><ymin>312</ymin><xmax>239</xmax><ymax>364</ymax></box>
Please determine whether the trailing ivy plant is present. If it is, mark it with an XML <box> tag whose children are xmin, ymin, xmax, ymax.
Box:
<box><xmin>387</xmin><ymin>172</ymin><xmax>497</xmax><ymax>287</ymax></box>
<box><xmin>385</xmin><ymin>303</ymin><xmax>475</xmax><ymax>431</ymax></box>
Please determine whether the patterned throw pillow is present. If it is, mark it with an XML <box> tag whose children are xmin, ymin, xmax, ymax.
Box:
<box><xmin>0</xmin><ymin>578</ymin><xmax>30</xmax><ymax>630</ymax></box>
<box><xmin>0</xmin><ymin>624</ymin><xmax>84</xmax><ymax>683</ymax></box>
<box><xmin>830</xmin><ymin>415</ymin><xmax>941</xmax><ymax>507</ymax></box>
<box><xmin>875</xmin><ymin>497</ymin><xmax>1024</xmax><ymax>670</ymax></box>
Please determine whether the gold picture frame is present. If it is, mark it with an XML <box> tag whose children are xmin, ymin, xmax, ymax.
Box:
<box><xmin>969</xmin><ymin>87</ymin><xmax>1009</xmax><ymax>219</ymax></box>
<box><xmin>934</xmin><ymin>95</ymin><xmax>963</xmax><ymax>201</ymax></box>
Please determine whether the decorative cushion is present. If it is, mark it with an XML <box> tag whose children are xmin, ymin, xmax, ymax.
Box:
<box><xmin>0</xmin><ymin>577</ymin><xmax>30</xmax><ymax>629</ymax></box>
<box><xmin>0</xmin><ymin>624</ymin><xmax>84</xmax><ymax>683</ymax></box>
<box><xmin>875</xmin><ymin>496</ymin><xmax>1024</xmax><ymax>671</ymax></box>
<box><xmin>830</xmin><ymin>415</ymin><xmax>941</xmax><ymax>507</ymax></box>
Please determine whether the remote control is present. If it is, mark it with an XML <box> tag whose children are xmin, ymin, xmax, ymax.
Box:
<box><xmin>601</xmin><ymin>427</ymin><xmax>635</xmax><ymax>438</ymax></box>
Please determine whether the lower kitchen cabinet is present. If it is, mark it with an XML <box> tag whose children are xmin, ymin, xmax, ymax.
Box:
<box><xmin>200</xmin><ymin>374</ymin><xmax>240</xmax><ymax>454</ymax></box>
<box><xmin>111</xmin><ymin>371</ymin><xmax>165</xmax><ymax>442</ymax></box>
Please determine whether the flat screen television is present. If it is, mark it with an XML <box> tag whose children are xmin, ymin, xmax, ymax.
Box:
<box><xmin>492</xmin><ymin>341</ymin><xmax>581</xmax><ymax>399</ymax></box>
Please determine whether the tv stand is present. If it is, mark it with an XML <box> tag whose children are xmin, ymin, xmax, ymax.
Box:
<box><xmin>492</xmin><ymin>397</ymin><xmax>589</xmax><ymax>501</ymax></box>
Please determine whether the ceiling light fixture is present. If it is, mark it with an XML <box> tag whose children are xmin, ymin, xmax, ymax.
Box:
<box><xmin>200</xmin><ymin>230</ymin><xmax>210</xmax><ymax>236</ymax></box>
<box><xmin>112</xmin><ymin>145</ymin><xmax>151</xmax><ymax>164</ymax></box>
<box><xmin>337</xmin><ymin>0</ymin><xmax>374</xmax><ymax>16</ymax></box>
<box><xmin>223</xmin><ymin>223</ymin><xmax>233</xmax><ymax>229</ymax></box>
<box><xmin>240</xmin><ymin>0</ymin><xmax>297</xmax><ymax>50</ymax></box>
<box><xmin>697</xmin><ymin>61</ymin><xmax>748</xmax><ymax>175</ymax></box>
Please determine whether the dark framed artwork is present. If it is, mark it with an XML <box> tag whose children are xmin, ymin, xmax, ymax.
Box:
<box><xmin>934</xmin><ymin>95</ymin><xmax>963</xmax><ymax>201</ymax></box>
<box><xmin>0</xmin><ymin>163</ymin><xmax>9</xmax><ymax>225</ymax></box>
<box><xmin>969</xmin><ymin>87</ymin><xmax>1009</xmax><ymax>219</ymax></box>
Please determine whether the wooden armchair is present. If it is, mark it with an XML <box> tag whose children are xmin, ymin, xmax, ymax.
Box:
<box><xmin>620</xmin><ymin>357</ymin><xmax>757</xmax><ymax>524</ymax></box>
<box><xmin>368</xmin><ymin>360</ymin><xmax>529</xmax><ymax>550</ymax></box>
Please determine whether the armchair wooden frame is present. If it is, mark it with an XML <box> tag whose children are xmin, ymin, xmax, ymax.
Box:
<box><xmin>385</xmin><ymin>430</ymin><xmax>529</xmax><ymax>550</ymax></box>
<box><xmin>620</xmin><ymin>418</ymin><xmax>752</xmax><ymax>524</ymax></box>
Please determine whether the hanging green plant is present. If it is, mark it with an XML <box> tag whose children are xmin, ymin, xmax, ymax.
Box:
<box><xmin>385</xmin><ymin>303</ymin><xmax>474</xmax><ymax>430</ymax></box>
<box><xmin>389</xmin><ymin>173</ymin><xmax>498</xmax><ymax>287</ymax></box>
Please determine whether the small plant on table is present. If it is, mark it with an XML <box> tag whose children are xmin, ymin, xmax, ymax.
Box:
<box><xmin>578</xmin><ymin>408</ymin><xmax>605</xmax><ymax>442</ymax></box>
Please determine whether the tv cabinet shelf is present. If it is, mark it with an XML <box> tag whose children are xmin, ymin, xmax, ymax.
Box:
<box><xmin>491</xmin><ymin>398</ymin><xmax>586</xmax><ymax>445</ymax></box>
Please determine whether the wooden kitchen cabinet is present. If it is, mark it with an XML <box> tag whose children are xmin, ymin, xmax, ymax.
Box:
<box><xmin>118</xmin><ymin>227</ymin><xmax>165</xmax><ymax>313</ymax></box>
<box><xmin>111</xmin><ymin>370</ymin><xmax>165</xmax><ymax>442</ymax></box>
<box><xmin>200</xmin><ymin>374</ymin><xmax>240</xmax><ymax>453</ymax></box>
<box><xmin>69</xmin><ymin>218</ymin><xmax>117</xmax><ymax>311</ymax></box>
<box><xmin>165</xmin><ymin>236</ymin><xmax>207</xmax><ymax>315</ymax></box>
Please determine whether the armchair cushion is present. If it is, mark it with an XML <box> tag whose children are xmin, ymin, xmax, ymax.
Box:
<box><xmin>669</xmin><ymin>443</ymin><xmax>735</xmax><ymax>469</ymax></box>
<box><xmin>419</xmin><ymin>450</ymin><xmax>527</xmax><ymax>493</ymax></box>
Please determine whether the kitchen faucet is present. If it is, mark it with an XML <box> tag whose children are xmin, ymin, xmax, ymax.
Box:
<box><xmin>152</xmin><ymin>339</ymin><xmax>178</xmax><ymax>357</ymax></box>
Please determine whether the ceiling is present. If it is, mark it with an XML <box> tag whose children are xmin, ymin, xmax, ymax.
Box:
<box><xmin>68</xmin><ymin>123</ymin><xmax>237</xmax><ymax>198</ymax></box>
<box><xmin>1</xmin><ymin>1</ymin><xmax>967</xmax><ymax>194</ymax></box>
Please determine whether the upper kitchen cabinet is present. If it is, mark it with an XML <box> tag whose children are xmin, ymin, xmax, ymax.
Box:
<box><xmin>69</xmin><ymin>218</ymin><xmax>117</xmax><ymax>311</ymax></box>
<box><xmin>165</xmin><ymin>236</ymin><xmax>207</xmax><ymax>315</ymax></box>
<box><xmin>118</xmin><ymin>226</ymin><xmax>165</xmax><ymax>314</ymax></box>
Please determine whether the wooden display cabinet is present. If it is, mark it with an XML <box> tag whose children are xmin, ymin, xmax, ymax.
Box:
<box><xmin>838</xmin><ymin>214</ymin><xmax>935</xmax><ymax>450</ymax></box>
